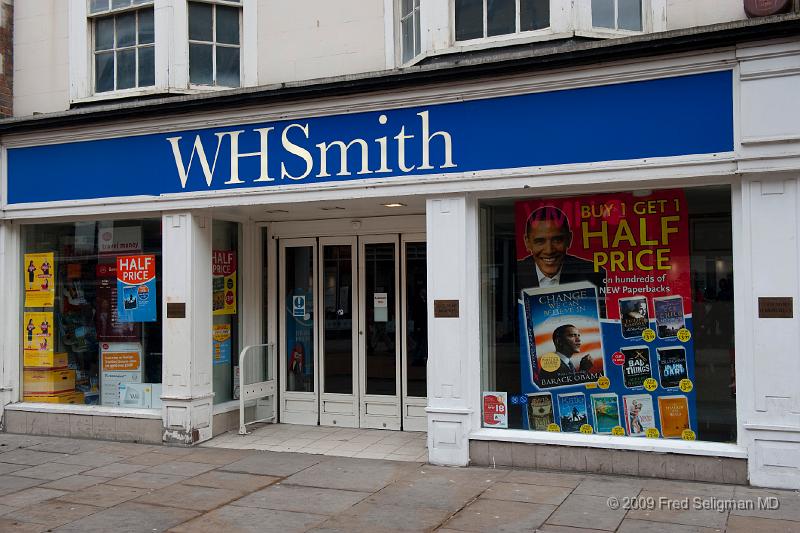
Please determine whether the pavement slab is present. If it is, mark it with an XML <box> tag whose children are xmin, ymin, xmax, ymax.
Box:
<box><xmin>106</xmin><ymin>471</ymin><xmax>188</xmax><ymax>489</ymax></box>
<box><xmin>219</xmin><ymin>451</ymin><xmax>323</xmax><ymax>477</ymax></box>
<box><xmin>367</xmin><ymin>475</ymin><xmax>489</xmax><ymax>511</ymax></box>
<box><xmin>0</xmin><ymin>449</ymin><xmax>70</xmax><ymax>466</ymax></box>
<box><xmin>284</xmin><ymin>456</ymin><xmax>419</xmax><ymax>492</ymax></box>
<box><xmin>625</xmin><ymin>490</ymin><xmax>730</xmax><ymax>529</ymax></box>
<box><xmin>444</xmin><ymin>497</ymin><xmax>557</xmax><ymax>532</ymax></box>
<box><xmin>726</xmin><ymin>514</ymin><xmax>800</xmax><ymax>532</ymax></box>
<box><xmin>134</xmin><ymin>483</ymin><xmax>244</xmax><ymax>511</ymax></box>
<box><xmin>545</xmin><ymin>494</ymin><xmax>628</xmax><ymax>531</ymax></box>
<box><xmin>9</xmin><ymin>462</ymin><xmax>91</xmax><ymax>481</ymax></box>
<box><xmin>40</xmin><ymin>474</ymin><xmax>110</xmax><ymax>491</ymax></box>
<box><xmin>481</xmin><ymin>481</ymin><xmax>573</xmax><ymax>505</ymax></box>
<box><xmin>53</xmin><ymin>501</ymin><xmax>199</xmax><ymax>532</ymax></box>
<box><xmin>143</xmin><ymin>460</ymin><xmax>218</xmax><ymax>477</ymax></box>
<box><xmin>3</xmin><ymin>500</ymin><xmax>101</xmax><ymax>528</ymax></box>
<box><xmin>314</xmin><ymin>500</ymin><xmax>453</xmax><ymax>532</ymax></box>
<box><xmin>0</xmin><ymin>518</ymin><xmax>50</xmax><ymax>532</ymax></box>
<box><xmin>56</xmin><ymin>483</ymin><xmax>151</xmax><ymax>508</ymax></box>
<box><xmin>182</xmin><ymin>470</ymin><xmax>279</xmax><ymax>492</ymax></box>
<box><xmin>617</xmin><ymin>519</ymin><xmax>725</xmax><ymax>533</ymax></box>
<box><xmin>169</xmin><ymin>505</ymin><xmax>328</xmax><ymax>533</ymax></box>
<box><xmin>0</xmin><ymin>475</ymin><xmax>45</xmax><ymax>496</ymax></box>
<box><xmin>233</xmin><ymin>483</ymin><xmax>370</xmax><ymax>514</ymax></box>
<box><xmin>81</xmin><ymin>461</ymin><xmax>149</xmax><ymax>478</ymax></box>
<box><xmin>0</xmin><ymin>487</ymin><xmax>68</xmax><ymax>508</ymax></box>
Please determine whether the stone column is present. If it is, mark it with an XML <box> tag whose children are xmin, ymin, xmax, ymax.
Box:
<box><xmin>425</xmin><ymin>195</ymin><xmax>479</xmax><ymax>466</ymax></box>
<box><xmin>0</xmin><ymin>221</ymin><xmax>21</xmax><ymax>411</ymax></box>
<box><xmin>161</xmin><ymin>212</ymin><xmax>214</xmax><ymax>445</ymax></box>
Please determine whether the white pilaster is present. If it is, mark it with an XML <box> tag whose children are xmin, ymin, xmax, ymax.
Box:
<box><xmin>0</xmin><ymin>221</ymin><xmax>21</xmax><ymax>412</ymax></box>
<box><xmin>425</xmin><ymin>195</ymin><xmax>478</xmax><ymax>466</ymax></box>
<box><xmin>161</xmin><ymin>212</ymin><xmax>214</xmax><ymax>444</ymax></box>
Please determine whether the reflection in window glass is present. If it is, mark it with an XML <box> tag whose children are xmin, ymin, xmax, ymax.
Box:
<box><xmin>520</xmin><ymin>0</ymin><xmax>549</xmax><ymax>31</ymax></box>
<box><xmin>456</xmin><ymin>0</ymin><xmax>550</xmax><ymax>41</ymax></box>
<box><xmin>479</xmin><ymin>186</ymin><xmax>736</xmax><ymax>443</ymax></box>
<box><xmin>212</xmin><ymin>221</ymin><xmax>240</xmax><ymax>404</ymax></box>
<box><xmin>405</xmin><ymin>242</ymin><xmax>427</xmax><ymax>398</ymax></box>
<box><xmin>618</xmin><ymin>0</ymin><xmax>642</xmax><ymax>30</ymax></box>
<box><xmin>21</xmin><ymin>220</ymin><xmax>163</xmax><ymax>408</ymax></box>
<box><xmin>285</xmin><ymin>247</ymin><xmax>315</xmax><ymax>393</ymax></box>
<box><xmin>188</xmin><ymin>2</ymin><xmax>213</xmax><ymax>42</ymax></box>
<box><xmin>455</xmin><ymin>0</ymin><xmax>483</xmax><ymax>41</ymax></box>
<box><xmin>92</xmin><ymin>8</ymin><xmax>155</xmax><ymax>93</ymax></box>
<box><xmin>592</xmin><ymin>0</ymin><xmax>642</xmax><ymax>30</ymax></box>
<box><xmin>216</xmin><ymin>46</ymin><xmax>241</xmax><ymax>88</ymax></box>
<box><xmin>487</xmin><ymin>0</ymin><xmax>516</xmax><ymax>37</ymax></box>
<box><xmin>189</xmin><ymin>43</ymin><xmax>213</xmax><ymax>86</ymax></box>
<box><xmin>188</xmin><ymin>1</ymin><xmax>241</xmax><ymax>87</ymax></box>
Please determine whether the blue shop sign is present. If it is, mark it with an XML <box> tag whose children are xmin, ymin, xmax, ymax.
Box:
<box><xmin>6</xmin><ymin>71</ymin><xmax>734</xmax><ymax>204</ymax></box>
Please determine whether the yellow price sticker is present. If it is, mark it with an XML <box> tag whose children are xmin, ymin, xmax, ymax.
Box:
<box><xmin>643</xmin><ymin>377</ymin><xmax>658</xmax><ymax>392</ymax></box>
<box><xmin>677</xmin><ymin>328</ymin><xmax>692</xmax><ymax>343</ymax></box>
<box><xmin>681</xmin><ymin>429</ymin><xmax>696</xmax><ymax>441</ymax></box>
<box><xmin>547</xmin><ymin>423</ymin><xmax>561</xmax><ymax>432</ymax></box>
<box><xmin>585</xmin><ymin>382</ymin><xmax>597</xmax><ymax>389</ymax></box>
<box><xmin>597</xmin><ymin>376</ymin><xmax>610</xmax><ymax>389</ymax></box>
<box><xmin>580</xmin><ymin>424</ymin><xmax>594</xmax><ymax>435</ymax></box>
<box><xmin>611</xmin><ymin>426</ymin><xmax>625</xmax><ymax>436</ymax></box>
<box><xmin>679</xmin><ymin>378</ymin><xmax>694</xmax><ymax>393</ymax></box>
<box><xmin>646</xmin><ymin>427</ymin><xmax>660</xmax><ymax>439</ymax></box>
<box><xmin>642</xmin><ymin>328</ymin><xmax>656</xmax><ymax>342</ymax></box>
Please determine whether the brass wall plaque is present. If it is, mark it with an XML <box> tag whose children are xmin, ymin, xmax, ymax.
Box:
<box><xmin>758</xmin><ymin>297</ymin><xmax>793</xmax><ymax>319</ymax></box>
<box><xmin>434</xmin><ymin>300</ymin><xmax>459</xmax><ymax>318</ymax></box>
<box><xmin>166</xmin><ymin>302</ymin><xmax>186</xmax><ymax>318</ymax></box>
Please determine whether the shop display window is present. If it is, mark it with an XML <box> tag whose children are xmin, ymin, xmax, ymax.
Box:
<box><xmin>212</xmin><ymin>220</ymin><xmax>241</xmax><ymax>404</ymax></box>
<box><xmin>21</xmin><ymin>220</ymin><xmax>162</xmax><ymax>408</ymax></box>
<box><xmin>479</xmin><ymin>186</ymin><xmax>736</xmax><ymax>443</ymax></box>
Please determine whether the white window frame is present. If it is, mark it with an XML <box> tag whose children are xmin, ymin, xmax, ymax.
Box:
<box><xmin>452</xmin><ymin>0</ymin><xmax>557</xmax><ymax>46</ymax></box>
<box><xmin>397</xmin><ymin>0</ymin><xmax>422</xmax><ymax>66</ymax></box>
<box><xmin>187</xmin><ymin>0</ymin><xmax>243</xmax><ymax>89</ymax></box>
<box><xmin>90</xmin><ymin>4</ymin><xmax>156</xmax><ymax>94</ymax></box>
<box><xmin>69</xmin><ymin>0</ymin><xmax>258</xmax><ymax>104</ymax></box>
<box><xmin>575</xmin><ymin>0</ymin><xmax>666</xmax><ymax>39</ymax></box>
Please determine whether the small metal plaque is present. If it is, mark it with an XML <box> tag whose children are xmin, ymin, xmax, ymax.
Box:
<box><xmin>758</xmin><ymin>297</ymin><xmax>793</xmax><ymax>319</ymax></box>
<box><xmin>434</xmin><ymin>300</ymin><xmax>459</xmax><ymax>318</ymax></box>
<box><xmin>166</xmin><ymin>302</ymin><xmax>186</xmax><ymax>318</ymax></box>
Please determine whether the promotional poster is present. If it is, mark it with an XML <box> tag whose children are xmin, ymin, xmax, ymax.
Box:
<box><xmin>212</xmin><ymin>250</ymin><xmax>237</xmax><ymax>315</ymax></box>
<box><xmin>23</xmin><ymin>311</ymin><xmax>54</xmax><ymax>358</ymax></box>
<box><xmin>24</xmin><ymin>252</ymin><xmax>55</xmax><ymax>308</ymax></box>
<box><xmin>514</xmin><ymin>190</ymin><xmax>697</xmax><ymax>439</ymax></box>
<box><xmin>96</xmin><ymin>263</ymin><xmax>141</xmax><ymax>341</ymax></box>
<box><xmin>482</xmin><ymin>392</ymin><xmax>508</xmax><ymax>429</ymax></box>
<box><xmin>213</xmin><ymin>324</ymin><xmax>232</xmax><ymax>365</ymax></box>
<box><xmin>116</xmin><ymin>255</ymin><xmax>157</xmax><ymax>322</ymax></box>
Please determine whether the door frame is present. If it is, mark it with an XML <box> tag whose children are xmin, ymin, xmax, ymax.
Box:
<box><xmin>358</xmin><ymin>234</ymin><xmax>402</xmax><ymax>430</ymax></box>
<box><xmin>317</xmin><ymin>236</ymin><xmax>360</xmax><ymax>428</ymax></box>
<box><xmin>278</xmin><ymin>237</ymin><xmax>319</xmax><ymax>425</ymax></box>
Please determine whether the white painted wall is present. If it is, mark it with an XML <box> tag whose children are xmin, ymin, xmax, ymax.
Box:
<box><xmin>257</xmin><ymin>0</ymin><xmax>388</xmax><ymax>84</ymax></box>
<box><xmin>666</xmin><ymin>0</ymin><xmax>746</xmax><ymax>30</ymax></box>
<box><xmin>13</xmin><ymin>0</ymin><xmax>69</xmax><ymax>117</ymax></box>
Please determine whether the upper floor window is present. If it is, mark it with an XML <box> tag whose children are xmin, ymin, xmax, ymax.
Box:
<box><xmin>90</xmin><ymin>0</ymin><xmax>154</xmax><ymax>93</ymax></box>
<box><xmin>455</xmin><ymin>0</ymin><xmax>549</xmax><ymax>42</ymax></box>
<box><xmin>400</xmin><ymin>0</ymin><xmax>421</xmax><ymax>64</ymax></box>
<box><xmin>592</xmin><ymin>0</ymin><xmax>642</xmax><ymax>31</ymax></box>
<box><xmin>189</xmin><ymin>0</ymin><xmax>242</xmax><ymax>87</ymax></box>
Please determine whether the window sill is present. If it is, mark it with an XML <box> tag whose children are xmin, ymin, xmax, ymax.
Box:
<box><xmin>432</xmin><ymin>30</ymin><xmax>575</xmax><ymax>60</ymax></box>
<box><xmin>71</xmin><ymin>86</ymin><xmax>194</xmax><ymax>107</ymax></box>
<box><xmin>470</xmin><ymin>428</ymin><xmax>747</xmax><ymax>459</ymax></box>
<box><xmin>6</xmin><ymin>402</ymin><xmax>162</xmax><ymax>419</ymax></box>
<box><xmin>575</xmin><ymin>28</ymin><xmax>646</xmax><ymax>40</ymax></box>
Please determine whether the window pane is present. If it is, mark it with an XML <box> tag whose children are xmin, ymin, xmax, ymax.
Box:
<box><xmin>212</xmin><ymin>221</ymin><xmax>241</xmax><ymax>404</ymax></box>
<box><xmin>405</xmin><ymin>242</ymin><xmax>427</xmax><ymax>397</ymax></box>
<box><xmin>365</xmin><ymin>243</ymin><xmax>396</xmax><ymax>396</ymax></box>
<box><xmin>521</xmin><ymin>0</ymin><xmax>549</xmax><ymax>31</ymax></box>
<box><xmin>487</xmin><ymin>0</ymin><xmax>516</xmax><ymax>37</ymax></box>
<box><xmin>401</xmin><ymin>0</ymin><xmax>413</xmax><ymax>16</ymax></box>
<box><xmin>95</xmin><ymin>16</ymin><xmax>115</xmax><ymax>51</ymax></box>
<box><xmin>216</xmin><ymin>46</ymin><xmax>240</xmax><ymax>87</ymax></box>
<box><xmin>116</xmin><ymin>12</ymin><xmax>136</xmax><ymax>47</ymax></box>
<box><xmin>90</xmin><ymin>0</ymin><xmax>109</xmax><ymax>14</ymax></box>
<box><xmin>592</xmin><ymin>0</ymin><xmax>615</xmax><ymax>29</ymax></box>
<box><xmin>322</xmin><ymin>245</ymin><xmax>354</xmax><ymax>395</ymax></box>
<box><xmin>285</xmin><ymin>246</ymin><xmax>315</xmax><ymax>393</ymax></box>
<box><xmin>111</xmin><ymin>0</ymin><xmax>132</xmax><ymax>9</ymax></box>
<box><xmin>414</xmin><ymin>8</ymin><xmax>421</xmax><ymax>56</ymax></box>
<box><xmin>216</xmin><ymin>5</ymin><xmax>240</xmax><ymax>45</ymax></box>
<box><xmin>401</xmin><ymin>17</ymin><xmax>414</xmax><ymax>64</ymax></box>
<box><xmin>116</xmin><ymin>49</ymin><xmax>136</xmax><ymax>89</ymax></box>
<box><xmin>618</xmin><ymin>0</ymin><xmax>642</xmax><ymax>30</ymax></box>
<box><xmin>188</xmin><ymin>2</ymin><xmax>213</xmax><ymax>42</ymax></box>
<box><xmin>138</xmin><ymin>46</ymin><xmax>155</xmax><ymax>86</ymax></box>
<box><xmin>95</xmin><ymin>51</ymin><xmax>114</xmax><ymax>92</ymax></box>
<box><xmin>133</xmin><ymin>0</ymin><xmax>152</xmax><ymax>4</ymax></box>
<box><xmin>138</xmin><ymin>8</ymin><xmax>154</xmax><ymax>44</ymax></box>
<box><xmin>455</xmin><ymin>0</ymin><xmax>483</xmax><ymax>41</ymax></box>
<box><xmin>189</xmin><ymin>43</ymin><xmax>213</xmax><ymax>85</ymax></box>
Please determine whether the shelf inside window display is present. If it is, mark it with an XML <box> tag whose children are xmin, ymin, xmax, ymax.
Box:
<box><xmin>480</xmin><ymin>187</ymin><xmax>735</xmax><ymax>443</ymax></box>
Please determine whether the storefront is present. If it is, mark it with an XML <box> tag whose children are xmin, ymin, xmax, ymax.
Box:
<box><xmin>1</xmin><ymin>28</ymin><xmax>800</xmax><ymax>489</ymax></box>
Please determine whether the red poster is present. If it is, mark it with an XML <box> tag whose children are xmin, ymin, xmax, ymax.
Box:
<box><xmin>515</xmin><ymin>189</ymin><xmax>691</xmax><ymax>320</ymax></box>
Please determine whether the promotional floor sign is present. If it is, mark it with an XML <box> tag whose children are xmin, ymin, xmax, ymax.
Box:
<box><xmin>213</xmin><ymin>324</ymin><xmax>232</xmax><ymax>365</ymax></box>
<box><xmin>116</xmin><ymin>255</ymin><xmax>157</xmax><ymax>322</ymax></box>
<box><xmin>213</xmin><ymin>250</ymin><xmax>237</xmax><ymax>315</ymax></box>
<box><xmin>515</xmin><ymin>190</ymin><xmax>697</xmax><ymax>439</ymax></box>
<box><xmin>24</xmin><ymin>252</ymin><xmax>55</xmax><ymax>308</ymax></box>
<box><xmin>23</xmin><ymin>311</ymin><xmax>54</xmax><ymax>358</ymax></box>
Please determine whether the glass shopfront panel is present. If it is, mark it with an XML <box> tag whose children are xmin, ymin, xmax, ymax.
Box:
<box><xmin>212</xmin><ymin>220</ymin><xmax>241</xmax><ymax>404</ymax></box>
<box><xmin>21</xmin><ymin>219</ymin><xmax>162</xmax><ymax>408</ymax></box>
<box><xmin>479</xmin><ymin>186</ymin><xmax>736</xmax><ymax>443</ymax></box>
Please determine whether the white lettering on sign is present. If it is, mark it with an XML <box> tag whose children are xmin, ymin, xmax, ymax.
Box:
<box><xmin>166</xmin><ymin>110</ymin><xmax>456</xmax><ymax>189</ymax></box>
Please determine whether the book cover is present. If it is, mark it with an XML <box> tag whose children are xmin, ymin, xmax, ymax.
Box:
<box><xmin>654</xmin><ymin>295</ymin><xmax>685</xmax><ymax>339</ymax></box>
<box><xmin>526</xmin><ymin>392</ymin><xmax>554</xmax><ymax>431</ymax></box>
<box><xmin>591</xmin><ymin>393</ymin><xmax>620</xmax><ymax>434</ymax></box>
<box><xmin>619</xmin><ymin>296</ymin><xmax>649</xmax><ymax>339</ymax></box>
<box><xmin>557</xmin><ymin>392</ymin><xmax>588</xmax><ymax>432</ymax></box>
<box><xmin>657</xmin><ymin>346</ymin><xmax>688</xmax><ymax>389</ymax></box>
<box><xmin>658</xmin><ymin>395</ymin><xmax>690</xmax><ymax>438</ymax></box>
<box><xmin>522</xmin><ymin>282</ymin><xmax>605</xmax><ymax>389</ymax></box>
<box><xmin>622</xmin><ymin>394</ymin><xmax>656</xmax><ymax>436</ymax></box>
<box><xmin>622</xmin><ymin>346</ymin><xmax>652</xmax><ymax>389</ymax></box>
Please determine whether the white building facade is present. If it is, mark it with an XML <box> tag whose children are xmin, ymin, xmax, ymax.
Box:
<box><xmin>2</xmin><ymin>0</ymin><xmax>800</xmax><ymax>491</ymax></box>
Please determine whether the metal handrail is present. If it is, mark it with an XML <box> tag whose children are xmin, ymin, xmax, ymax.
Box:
<box><xmin>238</xmin><ymin>342</ymin><xmax>275</xmax><ymax>435</ymax></box>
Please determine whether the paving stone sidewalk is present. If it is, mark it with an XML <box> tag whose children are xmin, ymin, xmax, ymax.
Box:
<box><xmin>0</xmin><ymin>433</ymin><xmax>797</xmax><ymax>532</ymax></box>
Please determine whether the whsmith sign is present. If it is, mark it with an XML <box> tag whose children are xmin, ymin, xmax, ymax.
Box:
<box><xmin>5</xmin><ymin>72</ymin><xmax>733</xmax><ymax>204</ymax></box>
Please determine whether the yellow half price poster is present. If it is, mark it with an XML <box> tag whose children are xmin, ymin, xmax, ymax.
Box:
<box><xmin>24</xmin><ymin>252</ymin><xmax>55</xmax><ymax>308</ymax></box>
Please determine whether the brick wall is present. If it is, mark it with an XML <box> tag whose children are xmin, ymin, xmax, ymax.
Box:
<box><xmin>0</xmin><ymin>1</ymin><xmax>12</xmax><ymax>118</ymax></box>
